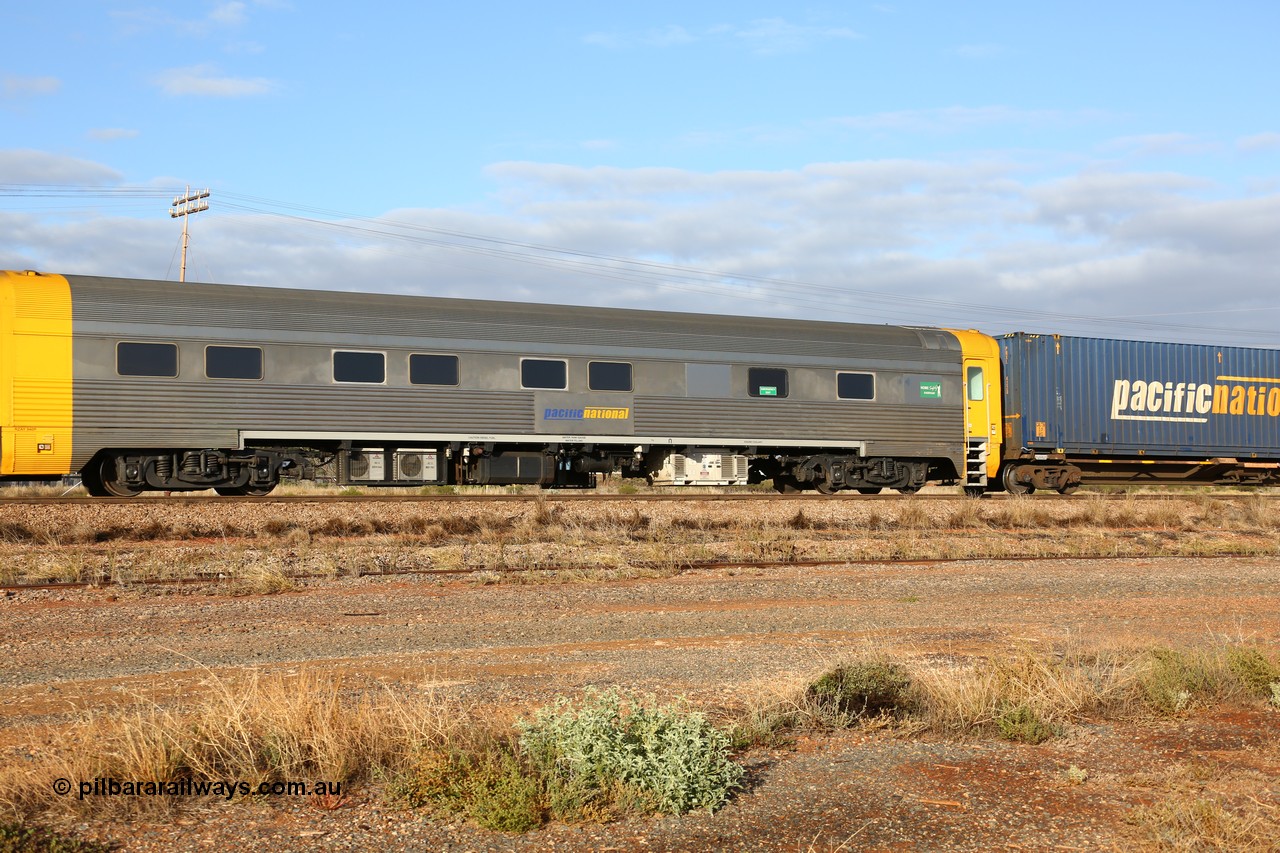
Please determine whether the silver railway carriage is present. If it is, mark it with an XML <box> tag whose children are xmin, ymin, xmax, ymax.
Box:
<box><xmin>0</xmin><ymin>271</ymin><xmax>1004</xmax><ymax>497</ymax></box>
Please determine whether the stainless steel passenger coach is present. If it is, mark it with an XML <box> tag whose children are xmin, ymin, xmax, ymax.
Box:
<box><xmin>0</xmin><ymin>270</ymin><xmax>1003</xmax><ymax>496</ymax></box>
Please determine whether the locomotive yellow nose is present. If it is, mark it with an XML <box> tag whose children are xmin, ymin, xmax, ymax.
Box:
<box><xmin>0</xmin><ymin>270</ymin><xmax>74</xmax><ymax>477</ymax></box>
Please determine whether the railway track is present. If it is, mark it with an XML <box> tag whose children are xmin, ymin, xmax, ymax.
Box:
<box><xmin>0</xmin><ymin>490</ymin><xmax>1274</xmax><ymax>506</ymax></box>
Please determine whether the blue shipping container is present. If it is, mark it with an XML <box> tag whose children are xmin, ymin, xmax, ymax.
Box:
<box><xmin>999</xmin><ymin>333</ymin><xmax>1280</xmax><ymax>460</ymax></box>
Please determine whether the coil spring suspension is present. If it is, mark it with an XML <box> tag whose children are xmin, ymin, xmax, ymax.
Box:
<box><xmin>180</xmin><ymin>452</ymin><xmax>202</xmax><ymax>475</ymax></box>
<box><xmin>154</xmin><ymin>455</ymin><xmax>173</xmax><ymax>480</ymax></box>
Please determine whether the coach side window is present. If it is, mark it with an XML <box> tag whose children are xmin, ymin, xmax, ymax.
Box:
<box><xmin>588</xmin><ymin>361</ymin><xmax>632</xmax><ymax>392</ymax></box>
<box><xmin>966</xmin><ymin>366</ymin><xmax>984</xmax><ymax>401</ymax></box>
<box><xmin>206</xmin><ymin>345</ymin><xmax>263</xmax><ymax>380</ymax></box>
<box><xmin>410</xmin><ymin>354</ymin><xmax>459</xmax><ymax>386</ymax></box>
<box><xmin>521</xmin><ymin>358</ymin><xmax>567</xmax><ymax>390</ymax></box>
<box><xmin>748</xmin><ymin>367</ymin><xmax>788</xmax><ymax>398</ymax></box>
<box><xmin>837</xmin><ymin>372</ymin><xmax>875</xmax><ymax>400</ymax></box>
<box><xmin>117</xmin><ymin>342</ymin><xmax>178</xmax><ymax>377</ymax></box>
<box><xmin>333</xmin><ymin>350</ymin><xmax>385</xmax><ymax>384</ymax></box>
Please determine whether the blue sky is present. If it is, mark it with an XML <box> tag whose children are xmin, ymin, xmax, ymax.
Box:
<box><xmin>3</xmin><ymin>1</ymin><xmax>1278</xmax><ymax>343</ymax></box>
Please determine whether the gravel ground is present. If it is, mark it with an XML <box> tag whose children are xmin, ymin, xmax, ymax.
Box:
<box><xmin>1</xmin><ymin>498</ymin><xmax>1278</xmax><ymax>850</ymax></box>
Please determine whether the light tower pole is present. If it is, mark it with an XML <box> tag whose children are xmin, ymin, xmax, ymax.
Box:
<box><xmin>169</xmin><ymin>186</ymin><xmax>210</xmax><ymax>282</ymax></box>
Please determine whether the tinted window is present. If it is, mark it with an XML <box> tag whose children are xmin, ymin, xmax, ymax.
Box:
<box><xmin>748</xmin><ymin>367</ymin><xmax>788</xmax><ymax>398</ymax></box>
<box><xmin>966</xmin><ymin>366</ymin><xmax>984</xmax><ymax>401</ymax></box>
<box><xmin>837</xmin><ymin>372</ymin><xmax>875</xmax><ymax>400</ymax></box>
<box><xmin>410</xmin><ymin>354</ymin><xmax>459</xmax><ymax>386</ymax></box>
<box><xmin>521</xmin><ymin>359</ymin><xmax>566</xmax><ymax>390</ymax></box>
<box><xmin>117</xmin><ymin>342</ymin><xmax>178</xmax><ymax>377</ymax></box>
<box><xmin>206</xmin><ymin>345</ymin><xmax>263</xmax><ymax>380</ymax></box>
<box><xmin>589</xmin><ymin>361</ymin><xmax>632</xmax><ymax>392</ymax></box>
<box><xmin>333</xmin><ymin>351</ymin><xmax>385</xmax><ymax>383</ymax></box>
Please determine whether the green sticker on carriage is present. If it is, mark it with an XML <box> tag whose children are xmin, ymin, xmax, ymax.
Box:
<box><xmin>758</xmin><ymin>386</ymin><xmax>778</xmax><ymax>396</ymax></box>
<box><xmin>919</xmin><ymin>382</ymin><xmax>942</xmax><ymax>399</ymax></box>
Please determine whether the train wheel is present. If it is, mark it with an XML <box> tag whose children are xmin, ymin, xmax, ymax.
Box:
<box><xmin>855</xmin><ymin>487</ymin><xmax>882</xmax><ymax>495</ymax></box>
<box><xmin>815</xmin><ymin>479</ymin><xmax>840</xmax><ymax>495</ymax></box>
<box><xmin>896</xmin><ymin>484</ymin><xmax>921</xmax><ymax>495</ymax></box>
<box><xmin>1057</xmin><ymin>484</ymin><xmax>1080</xmax><ymax>495</ymax></box>
<box><xmin>94</xmin><ymin>455</ymin><xmax>141</xmax><ymax>497</ymax></box>
<box><xmin>1002</xmin><ymin>466</ymin><xmax>1034</xmax><ymax>496</ymax></box>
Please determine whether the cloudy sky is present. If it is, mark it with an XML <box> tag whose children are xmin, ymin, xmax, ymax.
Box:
<box><xmin>3</xmin><ymin>1</ymin><xmax>1278</xmax><ymax>344</ymax></box>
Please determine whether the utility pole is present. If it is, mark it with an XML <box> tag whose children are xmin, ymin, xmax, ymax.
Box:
<box><xmin>169</xmin><ymin>186</ymin><xmax>210</xmax><ymax>282</ymax></box>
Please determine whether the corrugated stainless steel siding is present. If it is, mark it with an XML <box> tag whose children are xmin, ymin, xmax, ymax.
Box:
<box><xmin>65</xmin><ymin>275</ymin><xmax>961</xmax><ymax>363</ymax></box>
<box><xmin>71</xmin><ymin>382</ymin><xmax>534</xmax><ymax>467</ymax></box>
<box><xmin>634</xmin><ymin>397</ymin><xmax>962</xmax><ymax>460</ymax></box>
<box><xmin>1001</xmin><ymin>333</ymin><xmax>1280</xmax><ymax>458</ymax></box>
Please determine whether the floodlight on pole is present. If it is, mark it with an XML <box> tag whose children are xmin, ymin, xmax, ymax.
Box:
<box><xmin>169</xmin><ymin>186</ymin><xmax>210</xmax><ymax>282</ymax></box>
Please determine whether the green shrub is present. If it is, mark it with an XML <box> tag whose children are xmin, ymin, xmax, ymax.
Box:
<box><xmin>1140</xmin><ymin>648</ymin><xmax>1219</xmax><ymax>715</ymax></box>
<box><xmin>806</xmin><ymin>660</ymin><xmax>913</xmax><ymax>719</ymax></box>
<box><xmin>517</xmin><ymin>689</ymin><xmax>742</xmax><ymax>817</ymax></box>
<box><xmin>1224</xmin><ymin>645</ymin><xmax>1280</xmax><ymax>697</ymax></box>
<box><xmin>995</xmin><ymin>703</ymin><xmax>1060</xmax><ymax>744</ymax></box>
<box><xmin>390</xmin><ymin>737</ymin><xmax>542</xmax><ymax>833</ymax></box>
<box><xmin>0</xmin><ymin>823</ymin><xmax>108</xmax><ymax>853</ymax></box>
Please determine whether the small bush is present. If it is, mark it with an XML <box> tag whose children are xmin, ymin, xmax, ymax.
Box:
<box><xmin>995</xmin><ymin>703</ymin><xmax>1060</xmax><ymax>744</ymax></box>
<box><xmin>518</xmin><ymin>689</ymin><xmax>743</xmax><ymax>817</ymax></box>
<box><xmin>806</xmin><ymin>661</ymin><xmax>913</xmax><ymax>719</ymax></box>
<box><xmin>1141</xmin><ymin>648</ymin><xmax>1223</xmax><ymax>715</ymax></box>
<box><xmin>393</xmin><ymin>738</ymin><xmax>542</xmax><ymax>833</ymax></box>
<box><xmin>0</xmin><ymin>822</ymin><xmax>108</xmax><ymax>853</ymax></box>
<box><xmin>1224</xmin><ymin>645</ymin><xmax>1280</xmax><ymax>697</ymax></box>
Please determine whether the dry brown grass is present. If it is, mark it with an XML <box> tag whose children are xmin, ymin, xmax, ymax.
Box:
<box><xmin>731</xmin><ymin>641</ymin><xmax>1280</xmax><ymax>745</ymax></box>
<box><xmin>0</xmin><ymin>669</ymin><xmax>470</xmax><ymax>819</ymax></box>
<box><xmin>1124</xmin><ymin>760</ymin><xmax>1280</xmax><ymax>851</ymax></box>
<box><xmin>1</xmin><ymin>495</ymin><xmax>1278</xmax><ymax>587</ymax></box>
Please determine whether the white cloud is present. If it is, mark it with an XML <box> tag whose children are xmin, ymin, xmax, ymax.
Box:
<box><xmin>643</xmin><ymin>25</ymin><xmax>695</xmax><ymax>47</ymax></box>
<box><xmin>832</xmin><ymin>106</ymin><xmax>1092</xmax><ymax>134</ymax></box>
<box><xmin>2</xmin><ymin>75</ymin><xmax>60</xmax><ymax>99</ymax></box>
<box><xmin>1102</xmin><ymin>133</ymin><xmax>1218</xmax><ymax>158</ymax></box>
<box><xmin>4</xmin><ymin>154</ymin><xmax>1277</xmax><ymax>345</ymax></box>
<box><xmin>1027</xmin><ymin>171</ymin><xmax>1210</xmax><ymax>235</ymax></box>
<box><xmin>583</xmin><ymin>17</ymin><xmax>860</xmax><ymax>54</ymax></box>
<box><xmin>154</xmin><ymin>64</ymin><xmax>277</xmax><ymax>97</ymax></box>
<box><xmin>208</xmin><ymin>2</ymin><xmax>249</xmax><ymax>26</ymax></box>
<box><xmin>87</xmin><ymin>128</ymin><xmax>141</xmax><ymax>142</ymax></box>
<box><xmin>732</xmin><ymin>18</ymin><xmax>861</xmax><ymax>54</ymax></box>
<box><xmin>112</xmin><ymin>2</ymin><xmax>254</xmax><ymax>36</ymax></box>
<box><xmin>1238</xmin><ymin>132</ymin><xmax>1280</xmax><ymax>153</ymax></box>
<box><xmin>0</xmin><ymin>150</ymin><xmax>121</xmax><ymax>184</ymax></box>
